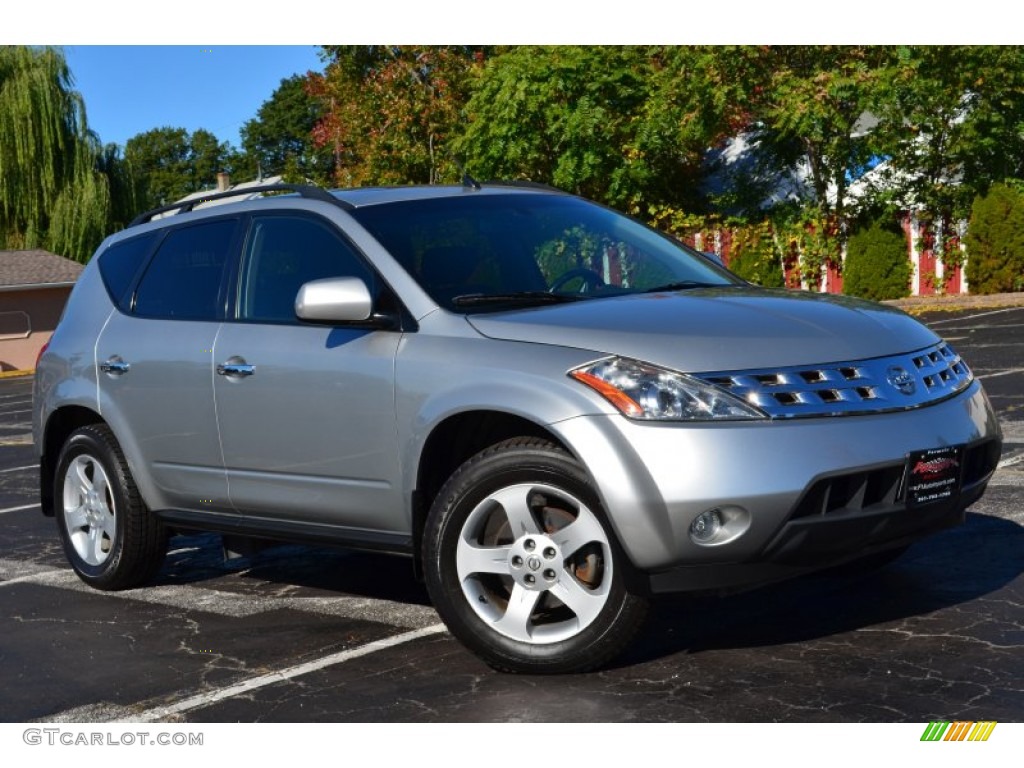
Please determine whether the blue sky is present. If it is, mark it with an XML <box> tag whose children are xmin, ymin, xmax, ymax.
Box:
<box><xmin>63</xmin><ymin>46</ymin><xmax>325</xmax><ymax>149</ymax></box>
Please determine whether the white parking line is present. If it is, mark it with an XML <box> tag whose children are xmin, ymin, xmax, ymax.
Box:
<box><xmin>131</xmin><ymin>623</ymin><xmax>447</xmax><ymax>722</ymax></box>
<box><xmin>977</xmin><ymin>368</ymin><xmax>1024</xmax><ymax>380</ymax></box>
<box><xmin>0</xmin><ymin>559</ymin><xmax>63</xmax><ymax>584</ymax></box>
<box><xmin>927</xmin><ymin>306</ymin><xmax>1024</xmax><ymax>326</ymax></box>
<box><xmin>0</xmin><ymin>556</ymin><xmax>440</xmax><ymax>626</ymax></box>
<box><xmin>0</xmin><ymin>464</ymin><xmax>35</xmax><ymax>474</ymax></box>
<box><xmin>997</xmin><ymin>454</ymin><xmax>1024</xmax><ymax>470</ymax></box>
<box><xmin>0</xmin><ymin>502</ymin><xmax>39</xmax><ymax>514</ymax></box>
<box><xmin>0</xmin><ymin>568</ymin><xmax>68</xmax><ymax>588</ymax></box>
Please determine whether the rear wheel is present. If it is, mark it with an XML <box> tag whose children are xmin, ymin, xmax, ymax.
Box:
<box><xmin>423</xmin><ymin>438</ymin><xmax>648</xmax><ymax>673</ymax></box>
<box><xmin>55</xmin><ymin>424</ymin><xmax>167</xmax><ymax>590</ymax></box>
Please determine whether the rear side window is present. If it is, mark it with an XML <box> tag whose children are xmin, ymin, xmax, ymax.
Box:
<box><xmin>98</xmin><ymin>232</ymin><xmax>158</xmax><ymax>309</ymax></box>
<box><xmin>236</xmin><ymin>215</ymin><xmax>374</xmax><ymax>323</ymax></box>
<box><xmin>133</xmin><ymin>219</ymin><xmax>237</xmax><ymax>320</ymax></box>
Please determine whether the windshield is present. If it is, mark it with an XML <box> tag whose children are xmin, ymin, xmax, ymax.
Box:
<box><xmin>349</xmin><ymin>193</ymin><xmax>742</xmax><ymax>312</ymax></box>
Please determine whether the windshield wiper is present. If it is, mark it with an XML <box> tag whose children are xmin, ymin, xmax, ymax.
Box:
<box><xmin>642</xmin><ymin>281</ymin><xmax>729</xmax><ymax>293</ymax></box>
<box><xmin>452</xmin><ymin>291</ymin><xmax>588</xmax><ymax>307</ymax></box>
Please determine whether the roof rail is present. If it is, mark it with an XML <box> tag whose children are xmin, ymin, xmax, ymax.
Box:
<box><xmin>128</xmin><ymin>183</ymin><xmax>351</xmax><ymax>227</ymax></box>
<box><xmin>482</xmin><ymin>180</ymin><xmax>569</xmax><ymax>194</ymax></box>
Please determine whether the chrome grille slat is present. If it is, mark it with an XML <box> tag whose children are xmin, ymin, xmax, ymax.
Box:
<box><xmin>697</xmin><ymin>342</ymin><xmax>972</xmax><ymax>419</ymax></box>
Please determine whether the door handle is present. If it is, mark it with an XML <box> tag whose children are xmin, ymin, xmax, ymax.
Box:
<box><xmin>100</xmin><ymin>357</ymin><xmax>130</xmax><ymax>375</ymax></box>
<box><xmin>217</xmin><ymin>362</ymin><xmax>255</xmax><ymax>377</ymax></box>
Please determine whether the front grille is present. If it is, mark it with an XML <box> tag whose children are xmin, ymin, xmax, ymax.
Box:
<box><xmin>697</xmin><ymin>342</ymin><xmax>972</xmax><ymax>419</ymax></box>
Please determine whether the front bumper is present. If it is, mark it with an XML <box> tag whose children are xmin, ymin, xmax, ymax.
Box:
<box><xmin>553</xmin><ymin>380</ymin><xmax>1002</xmax><ymax>591</ymax></box>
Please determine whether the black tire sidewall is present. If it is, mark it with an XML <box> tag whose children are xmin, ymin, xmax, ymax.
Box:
<box><xmin>424</xmin><ymin>440</ymin><xmax>645</xmax><ymax>673</ymax></box>
<box><xmin>54</xmin><ymin>428</ymin><xmax>133</xmax><ymax>586</ymax></box>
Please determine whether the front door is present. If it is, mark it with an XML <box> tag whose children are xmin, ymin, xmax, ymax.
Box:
<box><xmin>212</xmin><ymin>213</ymin><xmax>404</xmax><ymax>532</ymax></box>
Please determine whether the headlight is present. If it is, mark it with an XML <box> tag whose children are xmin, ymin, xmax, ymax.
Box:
<box><xmin>569</xmin><ymin>357</ymin><xmax>767</xmax><ymax>421</ymax></box>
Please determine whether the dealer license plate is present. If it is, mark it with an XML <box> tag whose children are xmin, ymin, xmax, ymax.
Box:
<box><xmin>904</xmin><ymin>445</ymin><xmax>965</xmax><ymax>507</ymax></box>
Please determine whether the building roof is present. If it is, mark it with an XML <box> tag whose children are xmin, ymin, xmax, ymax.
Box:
<box><xmin>0</xmin><ymin>249</ymin><xmax>84</xmax><ymax>289</ymax></box>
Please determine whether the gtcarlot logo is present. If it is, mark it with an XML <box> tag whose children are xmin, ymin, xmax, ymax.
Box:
<box><xmin>921</xmin><ymin>721</ymin><xmax>997</xmax><ymax>742</ymax></box>
<box><xmin>23</xmin><ymin>728</ymin><xmax>203</xmax><ymax>747</ymax></box>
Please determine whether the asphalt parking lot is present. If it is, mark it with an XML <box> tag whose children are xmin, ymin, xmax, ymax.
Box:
<box><xmin>1</xmin><ymin>306</ymin><xmax>1022</xmax><ymax>723</ymax></box>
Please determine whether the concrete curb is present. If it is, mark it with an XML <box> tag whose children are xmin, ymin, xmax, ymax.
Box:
<box><xmin>0</xmin><ymin>369</ymin><xmax>32</xmax><ymax>380</ymax></box>
<box><xmin>884</xmin><ymin>291</ymin><xmax>1024</xmax><ymax>315</ymax></box>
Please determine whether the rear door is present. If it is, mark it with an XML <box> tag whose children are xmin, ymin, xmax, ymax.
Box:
<box><xmin>212</xmin><ymin>213</ymin><xmax>405</xmax><ymax>533</ymax></box>
<box><xmin>96</xmin><ymin>218</ymin><xmax>240</xmax><ymax>514</ymax></box>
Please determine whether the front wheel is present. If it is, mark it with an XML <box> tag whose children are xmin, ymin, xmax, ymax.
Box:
<box><xmin>423</xmin><ymin>438</ymin><xmax>648</xmax><ymax>673</ymax></box>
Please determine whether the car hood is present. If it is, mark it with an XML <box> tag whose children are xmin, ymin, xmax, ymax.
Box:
<box><xmin>465</xmin><ymin>288</ymin><xmax>940</xmax><ymax>372</ymax></box>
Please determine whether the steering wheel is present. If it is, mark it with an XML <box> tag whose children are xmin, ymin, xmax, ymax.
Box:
<box><xmin>549</xmin><ymin>267</ymin><xmax>606</xmax><ymax>294</ymax></box>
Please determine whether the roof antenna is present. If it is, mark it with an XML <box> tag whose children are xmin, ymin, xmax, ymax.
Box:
<box><xmin>448</xmin><ymin>151</ymin><xmax>481</xmax><ymax>190</ymax></box>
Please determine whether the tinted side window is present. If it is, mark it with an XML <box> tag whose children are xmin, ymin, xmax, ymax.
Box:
<box><xmin>133</xmin><ymin>220</ymin><xmax>236</xmax><ymax>320</ymax></box>
<box><xmin>98</xmin><ymin>232</ymin><xmax>158</xmax><ymax>309</ymax></box>
<box><xmin>237</xmin><ymin>215</ymin><xmax>374</xmax><ymax>323</ymax></box>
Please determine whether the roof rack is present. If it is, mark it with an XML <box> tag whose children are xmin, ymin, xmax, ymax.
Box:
<box><xmin>128</xmin><ymin>183</ymin><xmax>352</xmax><ymax>227</ymax></box>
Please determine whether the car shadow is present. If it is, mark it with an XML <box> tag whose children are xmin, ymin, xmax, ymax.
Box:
<box><xmin>156</xmin><ymin>532</ymin><xmax>432</xmax><ymax>607</ymax></box>
<box><xmin>153</xmin><ymin>509</ymin><xmax>1022</xmax><ymax>666</ymax></box>
<box><xmin>616</xmin><ymin>510</ymin><xmax>1024</xmax><ymax>668</ymax></box>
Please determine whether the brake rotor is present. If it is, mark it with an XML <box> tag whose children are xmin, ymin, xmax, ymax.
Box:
<box><xmin>540</xmin><ymin>503</ymin><xmax>601</xmax><ymax>588</ymax></box>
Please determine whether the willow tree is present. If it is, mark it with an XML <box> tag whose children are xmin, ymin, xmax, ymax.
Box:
<box><xmin>0</xmin><ymin>46</ymin><xmax>112</xmax><ymax>262</ymax></box>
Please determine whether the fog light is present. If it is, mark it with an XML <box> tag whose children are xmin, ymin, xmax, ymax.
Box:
<box><xmin>690</xmin><ymin>509</ymin><xmax>723</xmax><ymax>543</ymax></box>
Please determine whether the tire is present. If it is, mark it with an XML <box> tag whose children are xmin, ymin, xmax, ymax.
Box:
<box><xmin>423</xmin><ymin>437</ymin><xmax>648</xmax><ymax>674</ymax></box>
<box><xmin>54</xmin><ymin>424</ymin><xmax>167</xmax><ymax>590</ymax></box>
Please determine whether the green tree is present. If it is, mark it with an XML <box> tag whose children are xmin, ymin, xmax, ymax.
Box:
<box><xmin>726</xmin><ymin>222</ymin><xmax>785</xmax><ymax>288</ymax></box>
<box><xmin>710</xmin><ymin>47</ymin><xmax>902</xmax><ymax>285</ymax></box>
<box><xmin>756</xmin><ymin>47</ymin><xmax>898</xmax><ymax>223</ymax></box>
<box><xmin>125</xmin><ymin>126</ymin><xmax>230</xmax><ymax>208</ymax></box>
<box><xmin>309</xmin><ymin>46</ymin><xmax>485</xmax><ymax>186</ymax></box>
<box><xmin>124</xmin><ymin>127</ymin><xmax>191</xmax><ymax>206</ymax></box>
<box><xmin>637</xmin><ymin>46</ymin><xmax>769</xmax><ymax>214</ymax></box>
<box><xmin>842</xmin><ymin>218</ymin><xmax>911</xmax><ymax>301</ymax></box>
<box><xmin>454</xmin><ymin>46</ymin><xmax>657</xmax><ymax>207</ymax></box>
<box><xmin>96</xmin><ymin>143</ymin><xmax>141</xmax><ymax>230</ymax></box>
<box><xmin>189</xmin><ymin>129</ymin><xmax>228</xmax><ymax>191</ymax></box>
<box><xmin>874</xmin><ymin>47</ymin><xmax>1024</xmax><ymax>223</ymax></box>
<box><xmin>0</xmin><ymin>46</ymin><xmax>116</xmax><ymax>261</ymax></box>
<box><xmin>240</xmin><ymin>74</ymin><xmax>329</xmax><ymax>183</ymax></box>
<box><xmin>964</xmin><ymin>183</ymin><xmax>1024</xmax><ymax>294</ymax></box>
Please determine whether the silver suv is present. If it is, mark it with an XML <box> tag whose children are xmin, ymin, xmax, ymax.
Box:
<box><xmin>33</xmin><ymin>183</ymin><xmax>1002</xmax><ymax>673</ymax></box>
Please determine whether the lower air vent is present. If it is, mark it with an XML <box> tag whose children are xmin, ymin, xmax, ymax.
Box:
<box><xmin>792</xmin><ymin>465</ymin><xmax>905</xmax><ymax>519</ymax></box>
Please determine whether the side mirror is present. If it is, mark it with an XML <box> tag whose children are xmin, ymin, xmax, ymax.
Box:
<box><xmin>295</xmin><ymin>277</ymin><xmax>378</xmax><ymax>324</ymax></box>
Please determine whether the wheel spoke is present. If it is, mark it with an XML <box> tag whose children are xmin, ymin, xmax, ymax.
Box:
<box><xmin>92</xmin><ymin>467</ymin><xmax>110</xmax><ymax>503</ymax></box>
<box><xmin>97</xmin><ymin>507</ymin><xmax>117</xmax><ymax>540</ymax></box>
<box><xmin>552</xmin><ymin>507</ymin><xmax>607</xmax><ymax>557</ymax></box>
<box><xmin>550</xmin><ymin>575</ymin><xmax>608</xmax><ymax>628</ymax></box>
<box><xmin>489</xmin><ymin>486</ymin><xmax>540</xmax><ymax>536</ymax></box>
<box><xmin>457</xmin><ymin>540</ymin><xmax>511</xmax><ymax>579</ymax></box>
<box><xmin>72</xmin><ymin>458</ymin><xmax>93</xmax><ymax>492</ymax></box>
<box><xmin>64</xmin><ymin>504</ymin><xmax>88</xmax><ymax>531</ymax></box>
<box><xmin>87</xmin><ymin>525</ymin><xmax>106</xmax><ymax>564</ymax></box>
<box><xmin>493</xmin><ymin>583</ymin><xmax>541</xmax><ymax>642</ymax></box>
